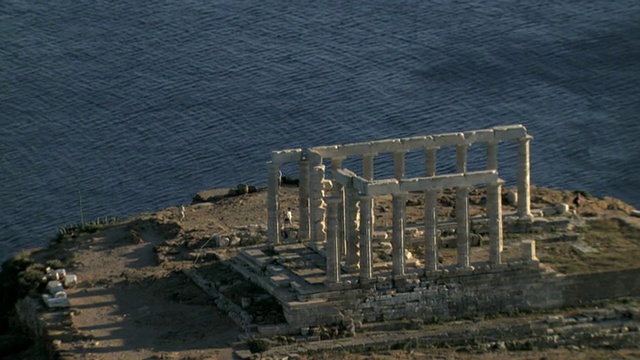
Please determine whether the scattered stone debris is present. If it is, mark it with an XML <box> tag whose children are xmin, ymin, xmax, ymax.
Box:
<box><xmin>41</xmin><ymin>267</ymin><xmax>77</xmax><ymax>308</ymax></box>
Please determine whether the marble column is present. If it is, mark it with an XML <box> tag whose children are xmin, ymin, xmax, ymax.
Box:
<box><xmin>359</xmin><ymin>194</ymin><xmax>373</xmax><ymax>281</ymax></box>
<box><xmin>267</xmin><ymin>161</ymin><xmax>281</xmax><ymax>245</ymax></box>
<box><xmin>456</xmin><ymin>186</ymin><xmax>470</xmax><ymax>268</ymax></box>
<box><xmin>325</xmin><ymin>196</ymin><xmax>341</xmax><ymax>284</ymax></box>
<box><xmin>456</xmin><ymin>144</ymin><xmax>470</xmax><ymax>268</ymax></box>
<box><xmin>424</xmin><ymin>147</ymin><xmax>438</xmax><ymax>177</ymax></box>
<box><xmin>345</xmin><ymin>186</ymin><xmax>361</xmax><ymax>272</ymax></box>
<box><xmin>486</xmin><ymin>141</ymin><xmax>498</xmax><ymax>171</ymax></box>
<box><xmin>310</xmin><ymin>162</ymin><xmax>327</xmax><ymax>246</ymax></box>
<box><xmin>424</xmin><ymin>147</ymin><xmax>439</xmax><ymax>272</ymax></box>
<box><xmin>517</xmin><ymin>136</ymin><xmax>532</xmax><ymax>218</ymax></box>
<box><xmin>392</xmin><ymin>192</ymin><xmax>406</xmax><ymax>277</ymax></box>
<box><xmin>425</xmin><ymin>189</ymin><xmax>438</xmax><ymax>272</ymax></box>
<box><xmin>394</xmin><ymin>151</ymin><xmax>405</xmax><ymax>180</ymax></box>
<box><xmin>363</xmin><ymin>154</ymin><xmax>375</xmax><ymax>180</ymax></box>
<box><xmin>298</xmin><ymin>158</ymin><xmax>310</xmax><ymax>241</ymax></box>
<box><xmin>362</xmin><ymin>153</ymin><xmax>375</xmax><ymax>237</ymax></box>
<box><xmin>488</xmin><ymin>180</ymin><xmax>504</xmax><ymax>264</ymax></box>
<box><xmin>331</xmin><ymin>157</ymin><xmax>346</xmax><ymax>257</ymax></box>
<box><xmin>456</xmin><ymin>144</ymin><xmax>468</xmax><ymax>173</ymax></box>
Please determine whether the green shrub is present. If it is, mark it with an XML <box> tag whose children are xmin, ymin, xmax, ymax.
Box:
<box><xmin>248</xmin><ymin>338</ymin><xmax>272</xmax><ymax>353</ymax></box>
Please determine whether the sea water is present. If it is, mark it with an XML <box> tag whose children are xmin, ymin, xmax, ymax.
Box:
<box><xmin>1</xmin><ymin>0</ymin><xmax>639</xmax><ymax>262</ymax></box>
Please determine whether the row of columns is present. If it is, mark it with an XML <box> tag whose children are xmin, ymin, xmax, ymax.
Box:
<box><xmin>268</xmin><ymin>137</ymin><xmax>532</xmax><ymax>246</ymax></box>
<box><xmin>326</xmin><ymin>141</ymin><xmax>512</xmax><ymax>284</ymax></box>
<box><xmin>266</xmin><ymin>136</ymin><xmax>531</xmax><ymax>286</ymax></box>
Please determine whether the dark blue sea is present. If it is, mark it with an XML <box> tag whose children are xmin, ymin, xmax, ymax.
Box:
<box><xmin>1</xmin><ymin>0</ymin><xmax>639</xmax><ymax>263</ymax></box>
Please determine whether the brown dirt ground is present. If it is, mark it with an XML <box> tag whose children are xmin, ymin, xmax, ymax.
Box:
<box><xmin>17</xmin><ymin>184</ymin><xmax>640</xmax><ymax>359</ymax></box>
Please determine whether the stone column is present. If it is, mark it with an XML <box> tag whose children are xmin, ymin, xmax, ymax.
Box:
<box><xmin>424</xmin><ymin>147</ymin><xmax>439</xmax><ymax>272</ymax></box>
<box><xmin>486</xmin><ymin>141</ymin><xmax>498</xmax><ymax>171</ymax></box>
<box><xmin>393</xmin><ymin>151</ymin><xmax>406</xmax><ymax>277</ymax></box>
<box><xmin>521</xmin><ymin>240</ymin><xmax>538</xmax><ymax>262</ymax></box>
<box><xmin>394</xmin><ymin>151</ymin><xmax>405</xmax><ymax>180</ymax></box>
<box><xmin>345</xmin><ymin>186</ymin><xmax>361</xmax><ymax>272</ymax></box>
<box><xmin>363</xmin><ymin>154</ymin><xmax>375</xmax><ymax>180</ymax></box>
<box><xmin>456</xmin><ymin>144</ymin><xmax>468</xmax><ymax>173</ymax></box>
<box><xmin>331</xmin><ymin>157</ymin><xmax>346</xmax><ymax>257</ymax></box>
<box><xmin>298</xmin><ymin>158</ymin><xmax>310</xmax><ymax>241</ymax></box>
<box><xmin>267</xmin><ymin>161</ymin><xmax>280</xmax><ymax>245</ymax></box>
<box><xmin>517</xmin><ymin>136</ymin><xmax>532</xmax><ymax>218</ymax></box>
<box><xmin>359</xmin><ymin>194</ymin><xmax>373</xmax><ymax>282</ymax></box>
<box><xmin>425</xmin><ymin>147</ymin><xmax>437</xmax><ymax>177</ymax></box>
<box><xmin>456</xmin><ymin>144</ymin><xmax>470</xmax><ymax>268</ymax></box>
<box><xmin>487</xmin><ymin>180</ymin><xmax>504</xmax><ymax>264</ymax></box>
<box><xmin>456</xmin><ymin>186</ymin><xmax>470</xmax><ymax>268</ymax></box>
<box><xmin>325</xmin><ymin>196</ymin><xmax>341</xmax><ymax>284</ymax></box>
<box><xmin>362</xmin><ymin>153</ymin><xmax>375</xmax><ymax>237</ymax></box>
<box><xmin>425</xmin><ymin>189</ymin><xmax>438</xmax><ymax>272</ymax></box>
<box><xmin>392</xmin><ymin>192</ymin><xmax>406</xmax><ymax>277</ymax></box>
<box><xmin>310</xmin><ymin>161</ymin><xmax>327</xmax><ymax>247</ymax></box>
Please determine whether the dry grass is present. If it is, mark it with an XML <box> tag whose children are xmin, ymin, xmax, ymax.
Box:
<box><xmin>538</xmin><ymin>218</ymin><xmax>640</xmax><ymax>274</ymax></box>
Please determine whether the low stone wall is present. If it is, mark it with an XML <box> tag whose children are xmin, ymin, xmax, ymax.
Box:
<box><xmin>282</xmin><ymin>266</ymin><xmax>640</xmax><ymax>330</ymax></box>
<box><xmin>265</xmin><ymin>305</ymin><xmax>640</xmax><ymax>358</ymax></box>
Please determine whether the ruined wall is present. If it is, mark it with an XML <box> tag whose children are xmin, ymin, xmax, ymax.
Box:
<box><xmin>283</xmin><ymin>266</ymin><xmax>640</xmax><ymax>329</ymax></box>
<box><xmin>561</xmin><ymin>267</ymin><xmax>640</xmax><ymax>305</ymax></box>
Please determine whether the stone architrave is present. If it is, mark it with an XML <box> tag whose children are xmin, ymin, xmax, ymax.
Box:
<box><xmin>298</xmin><ymin>158</ymin><xmax>310</xmax><ymax>241</ymax></box>
<box><xmin>310</xmin><ymin>164</ymin><xmax>327</xmax><ymax>246</ymax></box>
<box><xmin>488</xmin><ymin>180</ymin><xmax>504</xmax><ymax>264</ymax></box>
<box><xmin>325</xmin><ymin>196</ymin><xmax>341</xmax><ymax>284</ymax></box>
<box><xmin>359</xmin><ymin>194</ymin><xmax>373</xmax><ymax>281</ymax></box>
<box><xmin>345</xmin><ymin>186</ymin><xmax>361</xmax><ymax>272</ymax></box>
<box><xmin>267</xmin><ymin>162</ymin><xmax>280</xmax><ymax>245</ymax></box>
<box><xmin>518</xmin><ymin>135</ymin><xmax>532</xmax><ymax>218</ymax></box>
<box><xmin>392</xmin><ymin>192</ymin><xmax>406</xmax><ymax>276</ymax></box>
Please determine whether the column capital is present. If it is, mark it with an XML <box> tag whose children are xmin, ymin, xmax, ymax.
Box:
<box><xmin>519</xmin><ymin>135</ymin><xmax>534</xmax><ymax>143</ymax></box>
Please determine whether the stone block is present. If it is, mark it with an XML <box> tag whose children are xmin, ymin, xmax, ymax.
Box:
<box><xmin>401</xmin><ymin>136</ymin><xmax>432</xmax><ymax>150</ymax></box>
<box><xmin>47</xmin><ymin>281</ymin><xmax>64</xmax><ymax>295</ymax></box>
<box><xmin>464</xmin><ymin>129</ymin><xmax>494</xmax><ymax>143</ymax></box>
<box><xmin>272</xmin><ymin>149</ymin><xmax>303</xmax><ymax>164</ymax></box>
<box><xmin>370</xmin><ymin>138</ymin><xmax>403</xmax><ymax>153</ymax></box>
<box><xmin>64</xmin><ymin>274</ymin><xmax>77</xmax><ymax>288</ymax></box>
<box><xmin>555</xmin><ymin>203</ymin><xmax>570</xmax><ymax>215</ymax></box>
<box><xmin>432</xmin><ymin>133</ymin><xmax>465</xmax><ymax>147</ymax></box>
<box><xmin>41</xmin><ymin>294</ymin><xmax>70</xmax><ymax>308</ymax></box>
<box><xmin>521</xmin><ymin>240</ymin><xmax>538</xmax><ymax>261</ymax></box>
<box><xmin>334</xmin><ymin>142</ymin><xmax>372</xmax><ymax>158</ymax></box>
<box><xmin>270</xmin><ymin>274</ymin><xmax>292</xmax><ymax>288</ymax></box>
<box><xmin>493</xmin><ymin>125</ymin><xmax>527</xmax><ymax>140</ymax></box>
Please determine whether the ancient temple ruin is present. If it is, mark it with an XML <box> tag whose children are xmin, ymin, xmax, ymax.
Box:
<box><xmin>221</xmin><ymin>124</ymin><xmax>639</xmax><ymax>334</ymax></box>
<box><xmin>266</xmin><ymin>125</ymin><xmax>534</xmax><ymax>284</ymax></box>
